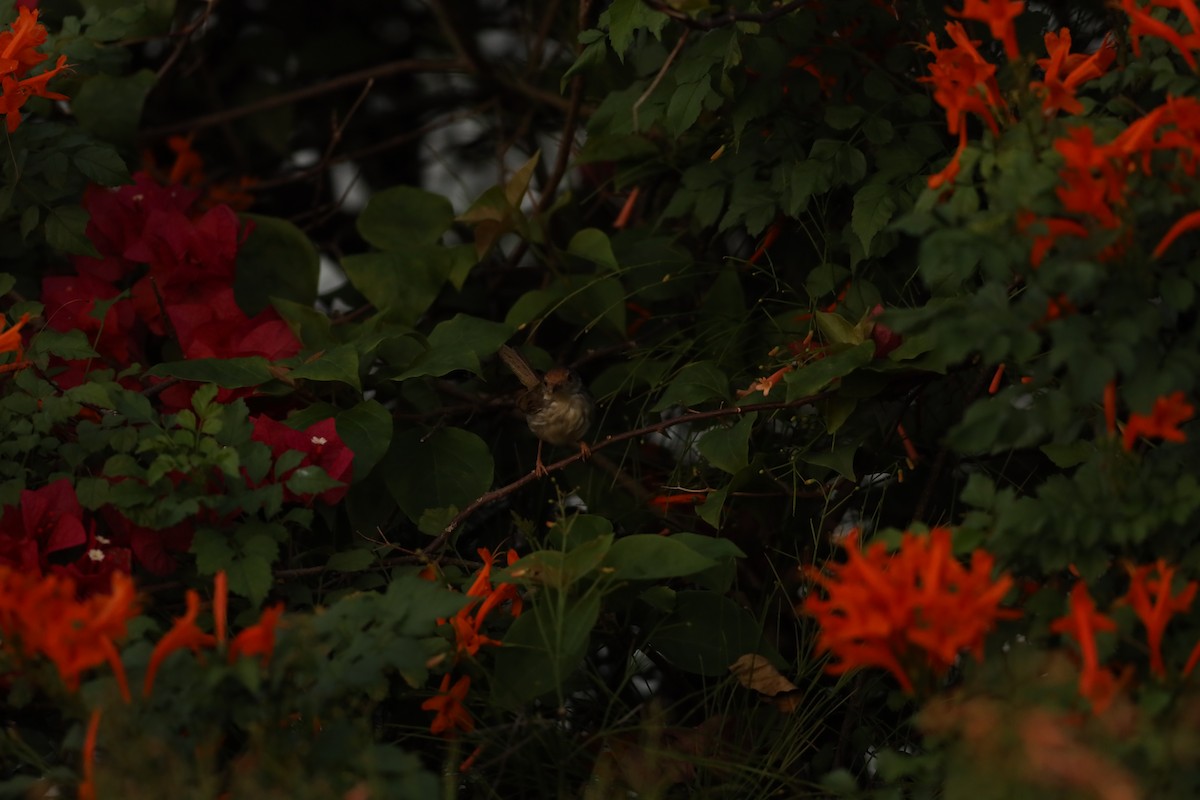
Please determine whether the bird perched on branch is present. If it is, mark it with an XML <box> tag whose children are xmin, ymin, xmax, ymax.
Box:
<box><xmin>497</xmin><ymin>344</ymin><xmax>593</xmax><ymax>477</ymax></box>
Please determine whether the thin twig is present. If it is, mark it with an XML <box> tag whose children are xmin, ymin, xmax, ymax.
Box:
<box><xmin>250</xmin><ymin>104</ymin><xmax>488</xmax><ymax>193</ymax></box>
<box><xmin>426</xmin><ymin>389</ymin><xmax>838</xmax><ymax>556</ymax></box>
<box><xmin>142</xmin><ymin>58</ymin><xmax>471</xmax><ymax>137</ymax></box>
<box><xmin>632</xmin><ymin>29</ymin><xmax>689</xmax><ymax>133</ymax></box>
<box><xmin>154</xmin><ymin>0</ymin><xmax>221</xmax><ymax>82</ymax></box>
<box><xmin>308</xmin><ymin>78</ymin><xmax>376</xmax><ymax>215</ymax></box>
<box><xmin>534</xmin><ymin>0</ymin><xmax>592</xmax><ymax>214</ymax></box>
<box><xmin>641</xmin><ymin>0</ymin><xmax>808</xmax><ymax>31</ymax></box>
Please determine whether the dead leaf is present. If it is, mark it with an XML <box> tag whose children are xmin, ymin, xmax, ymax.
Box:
<box><xmin>729</xmin><ymin>653</ymin><xmax>797</xmax><ymax>696</ymax></box>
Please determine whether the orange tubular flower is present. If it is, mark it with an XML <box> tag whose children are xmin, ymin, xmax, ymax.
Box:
<box><xmin>1122</xmin><ymin>391</ymin><xmax>1195</xmax><ymax>450</ymax></box>
<box><xmin>448</xmin><ymin>613</ymin><xmax>500</xmax><ymax>659</ymax></box>
<box><xmin>801</xmin><ymin>528</ymin><xmax>1019</xmax><ymax>692</ymax></box>
<box><xmin>919</xmin><ymin>24</ymin><xmax>1004</xmax><ymax>136</ymax></box>
<box><xmin>143</xmin><ymin>590</ymin><xmax>216</xmax><ymax>697</ymax></box>
<box><xmin>422</xmin><ymin>673</ymin><xmax>474</xmax><ymax>736</ymax></box>
<box><xmin>213</xmin><ymin>571</ymin><xmax>228</xmax><ymax>646</ymax></box>
<box><xmin>78</xmin><ymin>708</ymin><xmax>102</xmax><ymax>800</ymax></box>
<box><xmin>0</xmin><ymin>26</ymin><xmax>71</xmax><ymax>133</ymax></box>
<box><xmin>229</xmin><ymin>604</ymin><xmax>285</xmax><ymax>667</ymax></box>
<box><xmin>1120</xmin><ymin>560</ymin><xmax>1197</xmax><ymax>677</ymax></box>
<box><xmin>1050</xmin><ymin>583</ymin><xmax>1117</xmax><ymax>705</ymax></box>
<box><xmin>0</xmin><ymin>312</ymin><xmax>29</xmax><ymax>358</ymax></box>
<box><xmin>0</xmin><ymin>7</ymin><xmax>49</xmax><ymax>74</ymax></box>
<box><xmin>1122</xmin><ymin>0</ymin><xmax>1200</xmax><ymax>70</ymax></box>
<box><xmin>1016</xmin><ymin>212</ymin><xmax>1089</xmax><ymax>267</ymax></box>
<box><xmin>1153</xmin><ymin>209</ymin><xmax>1200</xmax><ymax>257</ymax></box>
<box><xmin>953</xmin><ymin>0</ymin><xmax>1025</xmax><ymax>61</ymax></box>
<box><xmin>0</xmin><ymin>568</ymin><xmax>139</xmax><ymax>701</ymax></box>
<box><xmin>1031</xmin><ymin>29</ymin><xmax>1115</xmax><ymax>117</ymax></box>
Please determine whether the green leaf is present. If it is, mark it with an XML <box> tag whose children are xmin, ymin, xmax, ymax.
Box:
<box><xmin>799</xmin><ymin>442</ymin><xmax>858</xmax><ymax>481</ymax></box>
<box><xmin>696</xmin><ymin>413</ymin><xmax>757</xmax><ymax>474</ymax></box>
<box><xmin>852</xmin><ymin>183</ymin><xmax>898</xmax><ymax>258</ymax></box>
<box><xmin>357</xmin><ymin>186</ymin><xmax>455</xmax><ymax>250</ymax></box>
<box><xmin>567</xmin><ymin>228</ymin><xmax>619</xmax><ymax>270</ymax></box>
<box><xmin>235</xmin><ymin>214</ymin><xmax>320</xmax><ymax>315</ymax></box>
<box><xmin>226</xmin><ymin>553</ymin><xmax>273</xmax><ymax>606</ymax></box>
<box><xmin>695</xmin><ymin>484</ymin><xmax>729</xmax><ymax>528</ymax></box>
<box><xmin>290</xmin><ymin>345</ymin><xmax>361</xmax><ymax>389</ymax></box>
<box><xmin>825</xmin><ymin>104</ymin><xmax>864</xmax><ymax>130</ymax></box>
<box><xmin>493</xmin><ymin>591</ymin><xmax>601</xmax><ymax>705</ymax></box>
<box><xmin>336</xmin><ymin>400</ymin><xmax>394</xmax><ymax>478</ymax></box>
<box><xmin>505</xmin><ymin>287</ymin><xmax>567</xmax><ymax>328</ymax></box>
<box><xmin>191</xmin><ymin>528</ymin><xmax>234</xmax><ymax>575</ymax></box>
<box><xmin>605</xmin><ymin>0</ymin><xmax>668</xmax><ymax>61</ymax></box>
<box><xmin>286</xmin><ymin>465</ymin><xmax>344</xmax><ymax>495</ymax></box>
<box><xmin>652</xmin><ymin>361</ymin><xmax>729</xmax><ymax>411</ymax></box>
<box><xmin>815</xmin><ymin>311</ymin><xmax>862</xmax><ymax>345</ymax></box>
<box><xmin>385</xmin><ymin>427</ymin><xmax>494</xmax><ymax>524</ymax></box>
<box><xmin>557</xmin><ymin>275</ymin><xmax>627</xmax><ymax>336</ymax></box>
<box><xmin>666</xmin><ymin>76</ymin><xmax>712</xmax><ymax>136</ymax></box>
<box><xmin>784</xmin><ymin>342</ymin><xmax>875</xmax><ymax>401</ymax></box>
<box><xmin>45</xmin><ymin>206</ymin><xmax>99</xmax><ymax>257</ymax></box>
<box><xmin>602</xmin><ymin>535</ymin><xmax>717</xmax><ymax>581</ymax></box>
<box><xmin>71</xmin><ymin>69</ymin><xmax>157</xmax><ymax>145</ymax></box>
<box><xmin>146</xmin><ymin>358</ymin><xmax>273</xmax><ymax>387</ymax></box>
<box><xmin>648</xmin><ymin>591</ymin><xmax>781</xmax><ymax>676</ymax></box>
<box><xmin>562</xmin><ymin>534</ymin><xmax>614</xmax><ymax>583</ymax></box>
<box><xmin>780</xmin><ymin>160</ymin><xmax>833</xmax><ymax>215</ymax></box>
<box><xmin>1041</xmin><ymin>441</ymin><xmax>1092</xmax><ymax>468</ymax></box>
<box><xmin>29</xmin><ymin>329</ymin><xmax>98</xmax><ymax>360</ymax></box>
<box><xmin>669</xmin><ymin>533</ymin><xmax>745</xmax><ymax>591</ymax></box>
<box><xmin>341</xmin><ymin>247</ymin><xmax>461</xmax><ymax>325</ymax></box>
<box><xmin>71</xmin><ymin>144</ymin><xmax>130</xmax><ymax>186</ymax></box>
<box><xmin>394</xmin><ymin>314</ymin><xmax>515</xmax><ymax>380</ymax></box>
<box><xmin>326</xmin><ymin>548</ymin><xmax>377</xmax><ymax>573</ymax></box>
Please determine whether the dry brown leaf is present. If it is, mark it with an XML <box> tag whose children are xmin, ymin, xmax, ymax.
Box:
<box><xmin>729</xmin><ymin>653</ymin><xmax>798</xmax><ymax>696</ymax></box>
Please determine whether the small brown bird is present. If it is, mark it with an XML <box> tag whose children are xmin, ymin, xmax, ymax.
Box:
<box><xmin>497</xmin><ymin>344</ymin><xmax>593</xmax><ymax>476</ymax></box>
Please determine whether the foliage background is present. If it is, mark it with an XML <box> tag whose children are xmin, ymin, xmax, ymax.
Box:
<box><xmin>5</xmin><ymin>0</ymin><xmax>1200</xmax><ymax>798</ymax></box>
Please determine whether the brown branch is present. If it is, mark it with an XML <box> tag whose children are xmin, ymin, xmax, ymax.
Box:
<box><xmin>142</xmin><ymin>58</ymin><xmax>472</xmax><ymax>137</ymax></box>
<box><xmin>426</xmin><ymin>389</ymin><xmax>837</xmax><ymax>556</ymax></box>
<box><xmin>641</xmin><ymin>0</ymin><xmax>809</xmax><ymax>31</ymax></box>
<box><xmin>154</xmin><ymin>0</ymin><xmax>221</xmax><ymax>83</ymax></box>
<box><xmin>533</xmin><ymin>0</ymin><xmax>592</xmax><ymax>215</ymax></box>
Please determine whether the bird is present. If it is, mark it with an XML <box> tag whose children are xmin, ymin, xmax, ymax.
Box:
<box><xmin>497</xmin><ymin>344</ymin><xmax>593</xmax><ymax>477</ymax></box>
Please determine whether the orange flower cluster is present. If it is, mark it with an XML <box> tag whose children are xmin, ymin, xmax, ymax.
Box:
<box><xmin>422</xmin><ymin>673</ymin><xmax>474</xmax><ymax>736</ymax></box>
<box><xmin>1122</xmin><ymin>0</ymin><xmax>1200</xmax><ymax>70</ymax></box>
<box><xmin>1049</xmin><ymin>583</ymin><xmax>1119</xmax><ymax>710</ymax></box>
<box><xmin>143</xmin><ymin>572</ymin><xmax>285</xmax><ymax>697</ymax></box>
<box><xmin>801</xmin><ymin>528</ymin><xmax>1019</xmax><ymax>692</ymax></box>
<box><xmin>0</xmin><ymin>566</ymin><xmax>138</xmax><ymax>700</ymax></box>
<box><xmin>1022</xmin><ymin>95</ymin><xmax>1200</xmax><ymax>263</ymax></box>
<box><xmin>445</xmin><ymin>547</ymin><xmax>522</xmax><ymax>662</ymax></box>
<box><xmin>0</xmin><ymin>311</ymin><xmax>29</xmax><ymax>372</ymax></box>
<box><xmin>0</xmin><ymin>7</ymin><xmax>69</xmax><ymax>133</ymax></box>
<box><xmin>420</xmin><ymin>549</ymin><xmax>523</xmax><ymax>737</ymax></box>
<box><xmin>1122</xmin><ymin>391</ymin><xmax>1194</xmax><ymax>450</ymax></box>
<box><xmin>1122</xmin><ymin>560</ymin><xmax>1197</xmax><ymax>677</ymax></box>
<box><xmin>1053</xmin><ymin>563</ymin><xmax>1199</xmax><ymax>711</ymax></box>
<box><xmin>918</xmin><ymin>22</ymin><xmax>1005</xmax><ymax>189</ymax></box>
<box><xmin>952</xmin><ymin>0</ymin><xmax>1024</xmax><ymax>61</ymax></box>
<box><xmin>1030</xmin><ymin>29</ymin><xmax>1115</xmax><ymax>118</ymax></box>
